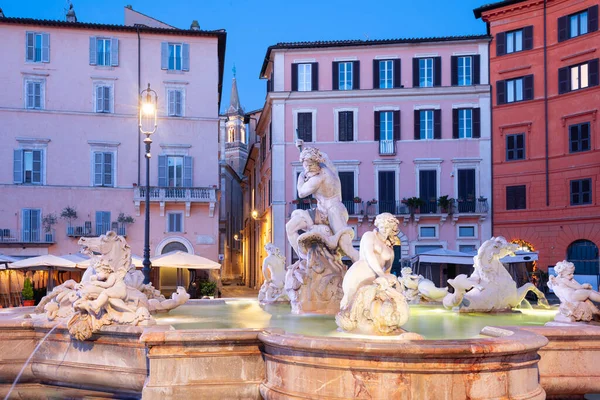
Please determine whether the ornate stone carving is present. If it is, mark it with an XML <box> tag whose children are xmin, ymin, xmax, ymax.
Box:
<box><xmin>398</xmin><ymin>267</ymin><xmax>448</xmax><ymax>303</ymax></box>
<box><xmin>442</xmin><ymin>236</ymin><xmax>549</xmax><ymax>312</ymax></box>
<box><xmin>36</xmin><ymin>231</ymin><xmax>190</xmax><ymax>340</ymax></box>
<box><xmin>548</xmin><ymin>260</ymin><xmax>600</xmax><ymax>323</ymax></box>
<box><xmin>258</xmin><ymin>243</ymin><xmax>289</xmax><ymax>304</ymax></box>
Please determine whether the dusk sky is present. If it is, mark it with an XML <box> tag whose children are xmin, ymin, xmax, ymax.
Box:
<box><xmin>3</xmin><ymin>0</ymin><xmax>489</xmax><ymax>113</ymax></box>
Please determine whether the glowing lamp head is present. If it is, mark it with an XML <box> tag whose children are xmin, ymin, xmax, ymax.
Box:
<box><xmin>251</xmin><ymin>210</ymin><xmax>259</xmax><ymax>220</ymax></box>
<box><xmin>141</xmin><ymin>102</ymin><xmax>155</xmax><ymax>116</ymax></box>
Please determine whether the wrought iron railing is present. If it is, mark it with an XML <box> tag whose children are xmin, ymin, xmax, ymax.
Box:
<box><xmin>0</xmin><ymin>229</ymin><xmax>55</xmax><ymax>244</ymax></box>
<box><xmin>379</xmin><ymin>139</ymin><xmax>395</xmax><ymax>155</ymax></box>
<box><xmin>67</xmin><ymin>222</ymin><xmax>127</xmax><ymax>237</ymax></box>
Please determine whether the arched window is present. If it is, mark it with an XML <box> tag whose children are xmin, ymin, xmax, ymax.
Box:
<box><xmin>162</xmin><ymin>241</ymin><xmax>188</xmax><ymax>254</ymax></box>
<box><xmin>567</xmin><ymin>240</ymin><xmax>599</xmax><ymax>275</ymax></box>
<box><xmin>228</xmin><ymin>127</ymin><xmax>235</xmax><ymax>142</ymax></box>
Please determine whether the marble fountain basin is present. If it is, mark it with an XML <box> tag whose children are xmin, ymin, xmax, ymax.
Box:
<box><xmin>0</xmin><ymin>301</ymin><xmax>598</xmax><ymax>399</ymax></box>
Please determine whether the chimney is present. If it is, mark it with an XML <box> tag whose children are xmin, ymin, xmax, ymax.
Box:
<box><xmin>66</xmin><ymin>4</ymin><xmax>77</xmax><ymax>22</ymax></box>
<box><xmin>190</xmin><ymin>20</ymin><xmax>200</xmax><ymax>31</ymax></box>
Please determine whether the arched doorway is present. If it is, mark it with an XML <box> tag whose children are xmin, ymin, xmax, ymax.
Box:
<box><xmin>156</xmin><ymin>238</ymin><xmax>192</xmax><ymax>297</ymax></box>
<box><xmin>567</xmin><ymin>240</ymin><xmax>599</xmax><ymax>275</ymax></box>
<box><xmin>161</xmin><ymin>241</ymin><xmax>188</xmax><ymax>254</ymax></box>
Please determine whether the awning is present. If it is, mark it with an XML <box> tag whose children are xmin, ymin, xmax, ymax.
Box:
<box><xmin>500</xmin><ymin>251</ymin><xmax>539</xmax><ymax>263</ymax></box>
<box><xmin>9</xmin><ymin>254</ymin><xmax>79</xmax><ymax>270</ymax></box>
<box><xmin>150</xmin><ymin>251</ymin><xmax>221</xmax><ymax>270</ymax></box>
<box><xmin>414</xmin><ymin>249</ymin><xmax>475</xmax><ymax>265</ymax></box>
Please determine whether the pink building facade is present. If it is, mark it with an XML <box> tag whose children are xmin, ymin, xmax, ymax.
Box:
<box><xmin>0</xmin><ymin>7</ymin><xmax>225</xmax><ymax>293</ymax></box>
<box><xmin>258</xmin><ymin>36</ymin><xmax>492</xmax><ymax>278</ymax></box>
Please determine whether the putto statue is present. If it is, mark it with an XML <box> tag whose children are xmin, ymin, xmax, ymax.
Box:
<box><xmin>548</xmin><ymin>260</ymin><xmax>600</xmax><ymax>323</ymax></box>
<box><xmin>336</xmin><ymin>213</ymin><xmax>412</xmax><ymax>336</ymax></box>
<box><xmin>285</xmin><ymin>143</ymin><xmax>357</xmax><ymax>314</ymax></box>
<box><xmin>443</xmin><ymin>236</ymin><xmax>549</xmax><ymax>312</ymax></box>
<box><xmin>258</xmin><ymin>243</ymin><xmax>289</xmax><ymax>304</ymax></box>
<box><xmin>35</xmin><ymin>231</ymin><xmax>190</xmax><ymax>340</ymax></box>
<box><xmin>398</xmin><ymin>267</ymin><xmax>448</xmax><ymax>303</ymax></box>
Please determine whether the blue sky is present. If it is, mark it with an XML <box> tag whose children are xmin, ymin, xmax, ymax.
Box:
<box><xmin>3</xmin><ymin>0</ymin><xmax>488</xmax><ymax>113</ymax></box>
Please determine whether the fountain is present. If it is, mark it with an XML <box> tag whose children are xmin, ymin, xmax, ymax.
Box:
<box><xmin>258</xmin><ymin>243</ymin><xmax>288</xmax><ymax>304</ymax></box>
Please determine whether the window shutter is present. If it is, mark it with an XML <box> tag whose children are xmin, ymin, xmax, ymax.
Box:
<box><xmin>161</xmin><ymin>42</ymin><xmax>168</xmax><ymax>70</ymax></box>
<box><xmin>434</xmin><ymin>57</ymin><xmax>442</xmax><ymax>86</ymax></box>
<box><xmin>523</xmin><ymin>75</ymin><xmax>534</xmax><ymax>100</ymax></box>
<box><xmin>182</xmin><ymin>43</ymin><xmax>190</xmax><ymax>71</ymax></box>
<box><xmin>558</xmin><ymin>66</ymin><xmax>570</xmax><ymax>94</ymax></box>
<box><xmin>352</xmin><ymin>61</ymin><xmax>360</xmax><ymax>90</ymax></box>
<box><xmin>104</xmin><ymin>87</ymin><xmax>110</xmax><ymax>113</ymax></box>
<box><xmin>183</xmin><ymin>156</ymin><xmax>193</xmax><ymax>187</ymax></box>
<box><xmin>434</xmin><ymin>109</ymin><xmax>441</xmax><ymax>139</ymax></box>
<box><xmin>473</xmin><ymin>55</ymin><xmax>481</xmax><ymax>84</ymax></box>
<box><xmin>393</xmin><ymin>59</ymin><xmax>401</xmax><ymax>88</ymax></box>
<box><xmin>506</xmin><ymin>186</ymin><xmax>515</xmax><ymax>210</ymax></box>
<box><xmin>104</xmin><ymin>153</ymin><xmax>113</xmax><ymax>186</ymax></box>
<box><xmin>452</xmin><ymin>109</ymin><xmax>459</xmax><ymax>139</ymax></box>
<box><xmin>306</xmin><ymin>114</ymin><xmax>312</xmax><ymax>142</ymax></box>
<box><xmin>89</xmin><ymin>37</ymin><xmax>97</xmax><ymax>65</ymax></box>
<box><xmin>176</xmin><ymin>91</ymin><xmax>182</xmax><ymax>115</ymax></box>
<box><xmin>111</xmin><ymin>38</ymin><xmax>119</xmax><ymax>66</ymax></box>
<box><xmin>34</xmin><ymin>83</ymin><xmax>41</xmax><ymax>109</ymax></box>
<box><xmin>158</xmin><ymin>155</ymin><xmax>167</xmax><ymax>187</ymax></box>
<box><xmin>291</xmin><ymin>64</ymin><xmax>298</xmax><ymax>91</ymax></box>
<box><xmin>588</xmin><ymin>58</ymin><xmax>599</xmax><ymax>87</ymax></box>
<box><xmin>347</xmin><ymin>111</ymin><xmax>354</xmax><ymax>141</ymax></box>
<box><xmin>339</xmin><ymin>112</ymin><xmax>347</xmax><ymax>141</ymax></box>
<box><xmin>168</xmin><ymin>90</ymin><xmax>175</xmax><ymax>115</ymax></box>
<box><xmin>374</xmin><ymin>111</ymin><xmax>381</xmax><ymax>141</ymax></box>
<box><xmin>451</xmin><ymin>56</ymin><xmax>458</xmax><ymax>86</ymax></box>
<box><xmin>523</xmin><ymin>26</ymin><xmax>533</xmax><ymax>50</ymax></box>
<box><xmin>589</xmin><ymin>5</ymin><xmax>598</xmax><ymax>33</ymax></box>
<box><xmin>372</xmin><ymin>59</ymin><xmax>379</xmax><ymax>89</ymax></box>
<box><xmin>472</xmin><ymin>108</ymin><xmax>481</xmax><ymax>138</ymax></box>
<box><xmin>332</xmin><ymin>61</ymin><xmax>339</xmax><ymax>90</ymax></box>
<box><xmin>496</xmin><ymin>32</ymin><xmax>506</xmax><ymax>56</ymax></box>
<box><xmin>41</xmin><ymin>33</ymin><xmax>50</xmax><ymax>63</ymax></box>
<box><xmin>496</xmin><ymin>80</ymin><xmax>506</xmax><ymax>105</ymax></box>
<box><xmin>32</xmin><ymin>150</ymin><xmax>42</xmax><ymax>184</ymax></box>
<box><xmin>558</xmin><ymin>16</ymin><xmax>568</xmax><ymax>42</ymax></box>
<box><xmin>393</xmin><ymin>110</ymin><xmax>400</xmax><ymax>141</ymax></box>
<box><xmin>414</xmin><ymin>110</ymin><xmax>420</xmax><ymax>140</ymax></box>
<box><xmin>26</xmin><ymin>32</ymin><xmax>35</xmax><ymax>62</ymax></box>
<box><xmin>94</xmin><ymin>152</ymin><xmax>103</xmax><ymax>186</ymax></box>
<box><xmin>13</xmin><ymin>149</ymin><xmax>23</xmax><ymax>183</ymax></box>
<box><xmin>23</xmin><ymin>209</ymin><xmax>31</xmax><ymax>240</ymax></box>
<box><xmin>412</xmin><ymin>58</ymin><xmax>419</xmax><ymax>87</ymax></box>
<box><xmin>96</xmin><ymin>86</ymin><xmax>103</xmax><ymax>112</ymax></box>
<box><xmin>311</xmin><ymin>62</ymin><xmax>319</xmax><ymax>90</ymax></box>
<box><xmin>26</xmin><ymin>82</ymin><xmax>34</xmax><ymax>108</ymax></box>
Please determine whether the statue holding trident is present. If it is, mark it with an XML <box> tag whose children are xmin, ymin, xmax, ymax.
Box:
<box><xmin>284</xmin><ymin>139</ymin><xmax>358</xmax><ymax>314</ymax></box>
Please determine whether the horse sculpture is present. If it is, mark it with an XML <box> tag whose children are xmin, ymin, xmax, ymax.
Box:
<box><xmin>443</xmin><ymin>236</ymin><xmax>549</xmax><ymax>312</ymax></box>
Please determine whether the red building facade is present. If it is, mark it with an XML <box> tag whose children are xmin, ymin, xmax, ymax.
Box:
<box><xmin>475</xmin><ymin>0</ymin><xmax>600</xmax><ymax>275</ymax></box>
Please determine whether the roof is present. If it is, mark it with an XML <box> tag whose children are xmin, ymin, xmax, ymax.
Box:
<box><xmin>226</xmin><ymin>77</ymin><xmax>244</xmax><ymax>116</ymax></box>
<box><xmin>0</xmin><ymin>16</ymin><xmax>227</xmax><ymax>109</ymax></box>
<box><xmin>473</xmin><ymin>0</ymin><xmax>529</xmax><ymax>19</ymax></box>
<box><xmin>260</xmin><ymin>34</ymin><xmax>491</xmax><ymax>77</ymax></box>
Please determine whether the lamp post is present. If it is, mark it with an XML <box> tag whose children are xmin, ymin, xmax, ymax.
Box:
<box><xmin>139</xmin><ymin>83</ymin><xmax>158</xmax><ymax>284</ymax></box>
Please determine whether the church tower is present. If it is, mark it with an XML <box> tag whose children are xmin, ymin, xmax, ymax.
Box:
<box><xmin>224</xmin><ymin>68</ymin><xmax>248</xmax><ymax>176</ymax></box>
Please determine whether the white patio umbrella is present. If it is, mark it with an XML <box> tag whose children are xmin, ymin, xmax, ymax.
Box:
<box><xmin>150</xmin><ymin>251</ymin><xmax>221</xmax><ymax>270</ymax></box>
<box><xmin>60</xmin><ymin>254</ymin><xmax>92</xmax><ymax>269</ymax></box>
<box><xmin>9</xmin><ymin>254</ymin><xmax>79</xmax><ymax>292</ymax></box>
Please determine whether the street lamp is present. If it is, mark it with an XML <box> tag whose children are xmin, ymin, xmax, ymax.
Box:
<box><xmin>139</xmin><ymin>83</ymin><xmax>158</xmax><ymax>284</ymax></box>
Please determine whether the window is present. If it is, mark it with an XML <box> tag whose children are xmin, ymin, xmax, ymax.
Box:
<box><xmin>506</xmin><ymin>133</ymin><xmax>525</xmax><ymax>161</ymax></box>
<box><xmin>420</xmin><ymin>110</ymin><xmax>434</xmax><ymax>139</ymax></box>
<box><xmin>458</xmin><ymin>109</ymin><xmax>472</xmax><ymax>138</ymax></box>
<box><xmin>458</xmin><ymin>56</ymin><xmax>472</xmax><ymax>86</ymax></box>
<box><xmin>338</xmin><ymin>111</ymin><xmax>354</xmax><ymax>142</ymax></box>
<box><xmin>25</xmin><ymin>32</ymin><xmax>49</xmax><ymax>63</ymax></box>
<box><xmin>496</xmin><ymin>26</ymin><xmax>533</xmax><ymax>55</ymax></box>
<box><xmin>570</xmin><ymin>178</ymin><xmax>592</xmax><ymax>206</ymax></box>
<box><xmin>506</xmin><ymin>185</ymin><xmax>526</xmax><ymax>210</ymax></box>
<box><xmin>457</xmin><ymin>169</ymin><xmax>476</xmax><ymax>213</ymax></box>
<box><xmin>95</xmin><ymin>85</ymin><xmax>112</xmax><ymax>113</ymax></box>
<box><xmin>413</xmin><ymin>57</ymin><xmax>441</xmax><ymax>87</ymax></box>
<box><xmin>507</xmin><ymin>30</ymin><xmax>523</xmax><ymax>53</ymax></box>
<box><xmin>497</xmin><ymin>75</ymin><xmax>534</xmax><ymax>104</ymax></box>
<box><xmin>97</xmin><ymin>38</ymin><xmax>111</xmax><ymax>66</ymax></box>
<box><xmin>93</xmin><ymin>152</ymin><xmax>114</xmax><ymax>187</ymax></box>
<box><xmin>298</xmin><ymin>64</ymin><xmax>312</xmax><ymax>91</ymax></box>
<box><xmin>13</xmin><ymin>149</ymin><xmax>42</xmax><ymax>184</ymax></box>
<box><xmin>419</xmin><ymin>170</ymin><xmax>437</xmax><ymax>213</ymax></box>
<box><xmin>167</xmin><ymin>89</ymin><xmax>184</xmax><ymax>117</ymax></box>
<box><xmin>559</xmin><ymin>59</ymin><xmax>599</xmax><ymax>94</ymax></box>
<box><xmin>297</xmin><ymin>112</ymin><xmax>313</xmax><ymax>142</ymax></box>
<box><xmin>374</xmin><ymin>110</ymin><xmax>399</xmax><ymax>154</ymax></box>
<box><xmin>569</xmin><ymin>123</ymin><xmax>590</xmax><ymax>153</ymax></box>
<box><xmin>158</xmin><ymin>155</ymin><xmax>193</xmax><ymax>188</ymax></box>
<box><xmin>168</xmin><ymin>156</ymin><xmax>183</xmax><ymax>187</ymax></box>
<box><xmin>419</xmin><ymin>58</ymin><xmax>433</xmax><ymax>87</ymax></box>
<box><xmin>339</xmin><ymin>171</ymin><xmax>356</xmax><ymax>213</ymax></box>
<box><xmin>167</xmin><ymin>212</ymin><xmax>183</xmax><ymax>233</ymax></box>
<box><xmin>558</xmin><ymin>6</ymin><xmax>598</xmax><ymax>42</ymax></box>
<box><xmin>339</xmin><ymin>62</ymin><xmax>353</xmax><ymax>90</ymax></box>
<box><xmin>458</xmin><ymin>226</ymin><xmax>476</xmax><ymax>238</ymax></box>
<box><xmin>228</xmin><ymin>128</ymin><xmax>235</xmax><ymax>143</ymax></box>
<box><xmin>89</xmin><ymin>37</ymin><xmax>118</xmax><ymax>66</ymax></box>
<box><xmin>379</xmin><ymin>60</ymin><xmax>393</xmax><ymax>88</ymax></box>
<box><xmin>22</xmin><ymin>209</ymin><xmax>41</xmax><ymax>242</ymax></box>
<box><xmin>95</xmin><ymin>211</ymin><xmax>111</xmax><ymax>236</ymax></box>
<box><xmin>452</xmin><ymin>55</ymin><xmax>480</xmax><ymax>86</ymax></box>
<box><xmin>25</xmin><ymin>80</ymin><xmax>43</xmax><ymax>110</ymax></box>
<box><xmin>414</xmin><ymin>109</ymin><xmax>441</xmax><ymax>140</ymax></box>
<box><xmin>419</xmin><ymin>226</ymin><xmax>437</xmax><ymax>239</ymax></box>
<box><xmin>378</xmin><ymin>171</ymin><xmax>396</xmax><ymax>214</ymax></box>
<box><xmin>161</xmin><ymin>42</ymin><xmax>190</xmax><ymax>71</ymax></box>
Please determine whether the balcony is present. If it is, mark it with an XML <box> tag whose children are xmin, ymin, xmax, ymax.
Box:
<box><xmin>66</xmin><ymin>222</ymin><xmax>127</xmax><ymax>237</ymax></box>
<box><xmin>133</xmin><ymin>186</ymin><xmax>217</xmax><ymax>217</ymax></box>
<box><xmin>0</xmin><ymin>229</ymin><xmax>55</xmax><ymax>246</ymax></box>
<box><xmin>379</xmin><ymin>139</ymin><xmax>395</xmax><ymax>155</ymax></box>
<box><xmin>288</xmin><ymin>200</ymin><xmax>365</xmax><ymax>218</ymax></box>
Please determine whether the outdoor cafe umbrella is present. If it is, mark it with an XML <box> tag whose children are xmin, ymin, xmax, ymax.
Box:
<box><xmin>150</xmin><ymin>251</ymin><xmax>221</xmax><ymax>270</ymax></box>
<box><xmin>9</xmin><ymin>254</ymin><xmax>79</xmax><ymax>292</ymax></box>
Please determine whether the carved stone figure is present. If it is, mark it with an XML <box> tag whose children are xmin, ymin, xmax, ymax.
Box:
<box><xmin>336</xmin><ymin>213</ymin><xmax>411</xmax><ymax>335</ymax></box>
<box><xmin>442</xmin><ymin>237</ymin><xmax>550</xmax><ymax>312</ymax></box>
<box><xmin>548</xmin><ymin>260</ymin><xmax>600</xmax><ymax>323</ymax></box>
<box><xmin>258</xmin><ymin>243</ymin><xmax>289</xmax><ymax>304</ymax></box>
<box><xmin>398</xmin><ymin>267</ymin><xmax>448</xmax><ymax>303</ymax></box>
<box><xmin>36</xmin><ymin>231</ymin><xmax>190</xmax><ymax>340</ymax></box>
<box><xmin>284</xmin><ymin>144</ymin><xmax>359</xmax><ymax>314</ymax></box>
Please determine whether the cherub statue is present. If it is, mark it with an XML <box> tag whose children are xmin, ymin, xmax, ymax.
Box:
<box><xmin>77</xmin><ymin>262</ymin><xmax>128</xmax><ymax>314</ymax></box>
<box><xmin>398</xmin><ymin>267</ymin><xmax>448</xmax><ymax>303</ymax></box>
<box><xmin>258</xmin><ymin>243</ymin><xmax>289</xmax><ymax>304</ymax></box>
<box><xmin>548</xmin><ymin>260</ymin><xmax>600</xmax><ymax>323</ymax></box>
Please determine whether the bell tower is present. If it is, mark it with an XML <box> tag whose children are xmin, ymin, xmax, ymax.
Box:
<box><xmin>224</xmin><ymin>66</ymin><xmax>248</xmax><ymax>176</ymax></box>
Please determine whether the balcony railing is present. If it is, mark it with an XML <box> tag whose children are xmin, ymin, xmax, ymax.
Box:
<box><xmin>365</xmin><ymin>198</ymin><xmax>490</xmax><ymax>216</ymax></box>
<box><xmin>288</xmin><ymin>200</ymin><xmax>365</xmax><ymax>216</ymax></box>
<box><xmin>67</xmin><ymin>222</ymin><xmax>127</xmax><ymax>237</ymax></box>
<box><xmin>134</xmin><ymin>186</ymin><xmax>217</xmax><ymax>203</ymax></box>
<box><xmin>366</xmin><ymin>201</ymin><xmax>410</xmax><ymax>216</ymax></box>
<box><xmin>379</xmin><ymin>139</ymin><xmax>395</xmax><ymax>155</ymax></box>
<box><xmin>454</xmin><ymin>198</ymin><xmax>489</xmax><ymax>214</ymax></box>
<box><xmin>0</xmin><ymin>229</ymin><xmax>55</xmax><ymax>244</ymax></box>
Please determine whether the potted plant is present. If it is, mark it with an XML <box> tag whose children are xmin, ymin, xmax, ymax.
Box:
<box><xmin>42</xmin><ymin>212</ymin><xmax>57</xmax><ymax>241</ymax></box>
<box><xmin>117</xmin><ymin>213</ymin><xmax>135</xmax><ymax>236</ymax></box>
<box><xmin>437</xmin><ymin>195</ymin><xmax>453</xmax><ymax>213</ymax></box>
<box><xmin>405</xmin><ymin>197</ymin><xmax>424</xmax><ymax>214</ymax></box>
<box><xmin>22</xmin><ymin>278</ymin><xmax>35</xmax><ymax>306</ymax></box>
<box><xmin>310</xmin><ymin>198</ymin><xmax>317</xmax><ymax>204</ymax></box>
<box><xmin>353</xmin><ymin>196</ymin><xmax>362</xmax><ymax>204</ymax></box>
<box><xmin>199</xmin><ymin>281</ymin><xmax>217</xmax><ymax>299</ymax></box>
<box><xmin>291</xmin><ymin>199</ymin><xmax>299</xmax><ymax>204</ymax></box>
<box><xmin>303</xmin><ymin>198</ymin><xmax>311</xmax><ymax>204</ymax></box>
<box><xmin>61</xmin><ymin>206</ymin><xmax>78</xmax><ymax>235</ymax></box>
<box><xmin>478</xmin><ymin>195</ymin><xmax>487</xmax><ymax>202</ymax></box>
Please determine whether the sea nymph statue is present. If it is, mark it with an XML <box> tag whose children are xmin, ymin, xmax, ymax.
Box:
<box><xmin>258</xmin><ymin>243</ymin><xmax>289</xmax><ymax>304</ymax></box>
<box><xmin>548</xmin><ymin>260</ymin><xmax>600</xmax><ymax>323</ymax></box>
